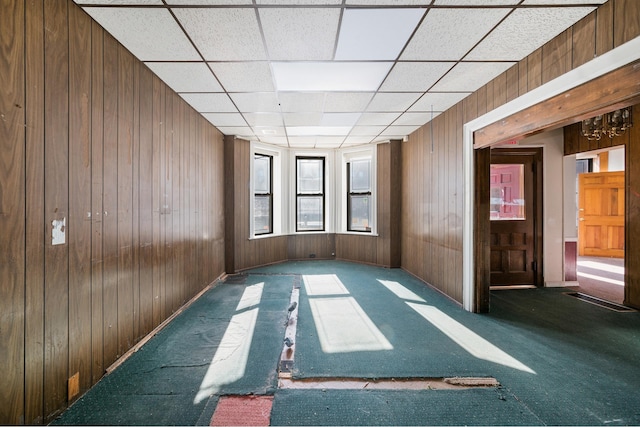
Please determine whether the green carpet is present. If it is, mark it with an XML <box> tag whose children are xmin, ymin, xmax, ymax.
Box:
<box><xmin>270</xmin><ymin>388</ymin><xmax>542</xmax><ymax>426</ymax></box>
<box><xmin>53</xmin><ymin>274</ymin><xmax>294</xmax><ymax>425</ymax></box>
<box><xmin>52</xmin><ymin>261</ymin><xmax>640</xmax><ymax>426</ymax></box>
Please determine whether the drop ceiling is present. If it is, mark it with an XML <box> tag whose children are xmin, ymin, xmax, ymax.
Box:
<box><xmin>75</xmin><ymin>0</ymin><xmax>606</xmax><ymax>149</ymax></box>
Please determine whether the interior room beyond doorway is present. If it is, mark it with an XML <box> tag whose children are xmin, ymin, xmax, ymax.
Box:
<box><xmin>567</xmin><ymin>146</ymin><xmax>625</xmax><ymax>305</ymax></box>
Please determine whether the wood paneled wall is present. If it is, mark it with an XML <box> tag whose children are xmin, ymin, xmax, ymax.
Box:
<box><xmin>402</xmin><ymin>0</ymin><xmax>640</xmax><ymax>306</ymax></box>
<box><xmin>336</xmin><ymin>140</ymin><xmax>402</xmax><ymax>267</ymax></box>
<box><xmin>0</xmin><ymin>1</ymin><xmax>225</xmax><ymax>424</ymax></box>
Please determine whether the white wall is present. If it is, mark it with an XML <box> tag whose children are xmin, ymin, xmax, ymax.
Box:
<box><xmin>608</xmin><ymin>146</ymin><xmax>625</xmax><ymax>171</ymax></box>
<box><xmin>518</xmin><ymin>128</ymin><xmax>565</xmax><ymax>286</ymax></box>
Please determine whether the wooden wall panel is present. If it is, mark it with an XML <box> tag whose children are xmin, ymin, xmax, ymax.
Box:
<box><xmin>68</xmin><ymin>3</ymin><xmax>93</xmax><ymax>397</ymax></box>
<box><xmin>138</xmin><ymin>65</ymin><xmax>154</xmax><ymax>339</ymax></box>
<box><xmin>626</xmin><ymin>107</ymin><xmax>640</xmax><ymax>308</ymax></box>
<box><xmin>117</xmin><ymin>46</ymin><xmax>134</xmax><ymax>356</ymax></box>
<box><xmin>102</xmin><ymin>32</ymin><xmax>119</xmax><ymax>368</ymax></box>
<box><xmin>542</xmin><ymin>28</ymin><xmax>572</xmax><ymax>85</ymax></box>
<box><xmin>25</xmin><ymin>0</ymin><xmax>45</xmax><ymax>423</ymax></box>
<box><xmin>527</xmin><ymin>48</ymin><xmax>543</xmax><ymax>92</ymax></box>
<box><xmin>43</xmin><ymin>0</ymin><xmax>70</xmax><ymax>418</ymax></box>
<box><xmin>0</xmin><ymin>0</ymin><xmax>26</xmax><ymax>423</ymax></box>
<box><xmin>596</xmin><ymin>0</ymin><xmax>614</xmax><ymax>56</ymax></box>
<box><xmin>572</xmin><ymin>11</ymin><xmax>596</xmax><ymax>68</ymax></box>
<box><xmin>90</xmin><ymin>20</ymin><xmax>104</xmax><ymax>386</ymax></box>
<box><xmin>288</xmin><ymin>234</ymin><xmax>336</xmax><ymax>260</ymax></box>
<box><xmin>614</xmin><ymin>0</ymin><xmax>640</xmax><ymax>48</ymax></box>
<box><xmin>2</xmin><ymin>1</ymin><xmax>226</xmax><ymax>423</ymax></box>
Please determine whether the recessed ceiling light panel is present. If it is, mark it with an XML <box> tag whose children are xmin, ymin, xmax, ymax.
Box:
<box><xmin>272</xmin><ymin>62</ymin><xmax>393</xmax><ymax>91</ymax></box>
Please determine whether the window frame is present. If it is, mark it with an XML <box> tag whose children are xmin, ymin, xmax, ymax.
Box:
<box><xmin>250</xmin><ymin>142</ymin><xmax>283</xmax><ymax>239</ymax></box>
<box><xmin>253</xmin><ymin>153</ymin><xmax>273</xmax><ymax>236</ymax></box>
<box><xmin>346</xmin><ymin>158</ymin><xmax>373</xmax><ymax>233</ymax></box>
<box><xmin>340</xmin><ymin>146</ymin><xmax>376</xmax><ymax>235</ymax></box>
<box><xmin>295</xmin><ymin>156</ymin><xmax>326</xmax><ymax>232</ymax></box>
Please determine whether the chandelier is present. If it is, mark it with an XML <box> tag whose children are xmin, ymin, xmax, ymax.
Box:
<box><xmin>581</xmin><ymin>107</ymin><xmax>633</xmax><ymax>141</ymax></box>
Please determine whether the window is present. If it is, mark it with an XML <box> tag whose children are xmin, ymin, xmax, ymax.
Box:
<box><xmin>296</xmin><ymin>156</ymin><xmax>324</xmax><ymax>232</ymax></box>
<box><xmin>347</xmin><ymin>159</ymin><xmax>372</xmax><ymax>232</ymax></box>
<box><xmin>253</xmin><ymin>154</ymin><xmax>273</xmax><ymax>235</ymax></box>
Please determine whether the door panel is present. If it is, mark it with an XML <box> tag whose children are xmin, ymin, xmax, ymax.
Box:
<box><xmin>578</xmin><ymin>171</ymin><xmax>624</xmax><ymax>257</ymax></box>
<box><xmin>490</xmin><ymin>151</ymin><xmax>539</xmax><ymax>286</ymax></box>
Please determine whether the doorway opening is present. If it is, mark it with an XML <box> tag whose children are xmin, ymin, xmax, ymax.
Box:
<box><xmin>566</xmin><ymin>146</ymin><xmax>626</xmax><ymax>305</ymax></box>
<box><xmin>489</xmin><ymin>148</ymin><xmax>543</xmax><ymax>290</ymax></box>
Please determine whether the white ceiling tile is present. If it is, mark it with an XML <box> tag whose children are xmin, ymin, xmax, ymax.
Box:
<box><xmin>259</xmin><ymin>136</ymin><xmax>289</xmax><ymax>146</ymax></box>
<box><xmin>314</xmin><ymin>139</ymin><xmax>344</xmax><ymax>148</ymax></box>
<box><xmin>431</xmin><ymin>62</ymin><xmax>515</xmax><ymax>92</ymax></box>
<box><xmin>77</xmin><ymin>0</ymin><xmax>162</xmax><ymax>4</ymax></box>
<box><xmin>522</xmin><ymin>0</ymin><xmax>606</xmax><ymax>4</ymax></box>
<box><xmin>173</xmin><ymin>8</ymin><xmax>266</xmax><ymax>61</ymax></box>
<box><xmin>409</xmin><ymin>92</ymin><xmax>471</xmax><ymax>112</ymax></box>
<box><xmin>287</xmin><ymin>126</ymin><xmax>353</xmax><ymax>136</ymax></box>
<box><xmin>356</xmin><ymin>113</ymin><xmax>401</xmax><ymax>126</ymax></box>
<box><xmin>229</xmin><ymin>93</ymin><xmax>280</xmax><ymax>113</ymax></box>
<box><xmin>255</xmin><ymin>127</ymin><xmax>287</xmax><ymax>137</ymax></box>
<box><xmin>260</xmin><ymin>8</ymin><xmax>340</xmax><ymax>60</ymax></box>
<box><xmin>349</xmin><ymin>126</ymin><xmax>386</xmax><ymax>136</ymax></box>
<box><xmin>466</xmin><ymin>7</ymin><xmax>595</xmax><ymax>61</ymax></box>
<box><xmin>434</xmin><ymin>0</ymin><xmax>520</xmax><ymax>4</ymax></box>
<box><xmin>145</xmin><ymin>62</ymin><xmax>222</xmax><ymax>93</ymax></box>
<box><xmin>167</xmin><ymin>0</ymin><xmax>252</xmax><ymax>4</ymax></box>
<box><xmin>380</xmin><ymin>62</ymin><xmax>455</xmax><ymax>92</ymax></box>
<box><xmin>342</xmin><ymin>136</ymin><xmax>374</xmax><ymax>145</ymax></box>
<box><xmin>215</xmin><ymin>126</ymin><xmax>255</xmax><ymax>137</ymax></box>
<box><xmin>278</xmin><ymin>93</ymin><xmax>326</xmax><ymax>113</ymax></box>
<box><xmin>244</xmin><ymin>113</ymin><xmax>283</xmax><ymax>127</ymax></box>
<box><xmin>202</xmin><ymin>113</ymin><xmax>247</xmax><ymax>127</ymax></box>
<box><xmin>83</xmin><ymin>8</ymin><xmax>200</xmax><ymax>61</ymax></box>
<box><xmin>401</xmin><ymin>8</ymin><xmax>511</xmax><ymax>61</ymax></box>
<box><xmin>272</xmin><ymin>62</ymin><xmax>393</xmax><ymax>91</ymax></box>
<box><xmin>210</xmin><ymin>62</ymin><xmax>274</xmax><ymax>92</ymax></box>
<box><xmin>320</xmin><ymin>113</ymin><xmax>361</xmax><ymax>127</ymax></box>
<box><xmin>346</xmin><ymin>0</ymin><xmax>428</xmax><ymax>4</ymax></box>
<box><xmin>392</xmin><ymin>112</ymin><xmax>433</xmax><ymax>126</ymax></box>
<box><xmin>258</xmin><ymin>0</ymin><xmax>342</xmax><ymax>4</ymax></box>
<box><xmin>287</xmin><ymin>138</ymin><xmax>317</xmax><ymax>148</ymax></box>
<box><xmin>323</xmin><ymin>92</ymin><xmax>374</xmax><ymax>112</ymax></box>
<box><xmin>335</xmin><ymin>8</ymin><xmax>425</xmax><ymax>60</ymax></box>
<box><xmin>366</xmin><ymin>92</ymin><xmax>422</xmax><ymax>112</ymax></box>
<box><xmin>380</xmin><ymin>125</ymin><xmax>421</xmax><ymax>136</ymax></box>
<box><xmin>283</xmin><ymin>113</ymin><xmax>323</xmax><ymax>127</ymax></box>
<box><xmin>180</xmin><ymin>93</ymin><xmax>237</xmax><ymax>112</ymax></box>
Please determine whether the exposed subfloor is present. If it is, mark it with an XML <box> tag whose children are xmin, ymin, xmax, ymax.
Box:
<box><xmin>53</xmin><ymin>260</ymin><xmax>640</xmax><ymax>426</ymax></box>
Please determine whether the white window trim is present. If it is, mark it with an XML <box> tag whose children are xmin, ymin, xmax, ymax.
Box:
<box><xmin>250</xmin><ymin>142</ymin><xmax>285</xmax><ymax>239</ymax></box>
<box><xmin>338</xmin><ymin>145</ymin><xmax>377</xmax><ymax>235</ymax></box>
<box><xmin>291</xmin><ymin>149</ymin><xmax>335</xmax><ymax>234</ymax></box>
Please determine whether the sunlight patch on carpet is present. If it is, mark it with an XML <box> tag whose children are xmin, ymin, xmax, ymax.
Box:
<box><xmin>377</xmin><ymin>279</ymin><xmax>426</xmax><ymax>302</ymax></box>
<box><xmin>407</xmin><ymin>302</ymin><xmax>535</xmax><ymax>374</ymax></box>
<box><xmin>303</xmin><ymin>274</ymin><xmax>349</xmax><ymax>296</ymax></box>
<box><xmin>309</xmin><ymin>297</ymin><xmax>393</xmax><ymax>353</ymax></box>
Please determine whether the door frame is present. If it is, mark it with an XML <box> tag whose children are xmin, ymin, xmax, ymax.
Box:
<box><xmin>490</xmin><ymin>147</ymin><xmax>544</xmax><ymax>288</ymax></box>
<box><xmin>462</xmin><ymin>37</ymin><xmax>640</xmax><ymax>313</ymax></box>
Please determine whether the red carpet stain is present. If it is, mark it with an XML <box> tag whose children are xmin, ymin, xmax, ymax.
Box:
<box><xmin>210</xmin><ymin>395</ymin><xmax>274</xmax><ymax>426</ymax></box>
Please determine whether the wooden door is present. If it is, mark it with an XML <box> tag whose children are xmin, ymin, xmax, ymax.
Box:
<box><xmin>578</xmin><ymin>171</ymin><xmax>624</xmax><ymax>257</ymax></box>
<box><xmin>490</xmin><ymin>150</ymin><xmax>541</xmax><ymax>286</ymax></box>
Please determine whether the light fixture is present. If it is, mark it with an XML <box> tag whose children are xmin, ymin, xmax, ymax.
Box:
<box><xmin>581</xmin><ymin>107</ymin><xmax>633</xmax><ymax>141</ymax></box>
